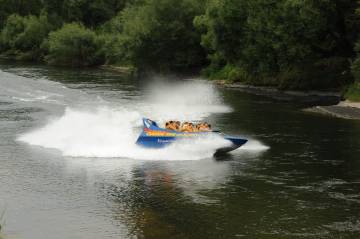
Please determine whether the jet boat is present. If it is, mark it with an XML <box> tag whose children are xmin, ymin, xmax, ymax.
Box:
<box><xmin>136</xmin><ymin>118</ymin><xmax>248</xmax><ymax>154</ymax></box>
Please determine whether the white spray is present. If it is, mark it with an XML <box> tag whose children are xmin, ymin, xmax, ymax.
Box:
<box><xmin>18</xmin><ymin>80</ymin><xmax>267</xmax><ymax>160</ymax></box>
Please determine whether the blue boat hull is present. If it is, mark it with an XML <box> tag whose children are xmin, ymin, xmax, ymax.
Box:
<box><xmin>136</xmin><ymin>119</ymin><xmax>248</xmax><ymax>154</ymax></box>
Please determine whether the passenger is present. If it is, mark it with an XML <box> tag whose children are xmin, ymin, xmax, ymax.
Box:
<box><xmin>165</xmin><ymin>121</ymin><xmax>174</xmax><ymax>130</ymax></box>
<box><xmin>197</xmin><ymin>122</ymin><xmax>212</xmax><ymax>132</ymax></box>
<box><xmin>180</xmin><ymin>122</ymin><xmax>188</xmax><ymax>132</ymax></box>
<box><xmin>188</xmin><ymin>122</ymin><xmax>195</xmax><ymax>132</ymax></box>
<box><xmin>206</xmin><ymin>123</ymin><xmax>212</xmax><ymax>131</ymax></box>
<box><xmin>165</xmin><ymin>121</ymin><xmax>171</xmax><ymax>130</ymax></box>
<box><xmin>181</xmin><ymin>122</ymin><xmax>194</xmax><ymax>132</ymax></box>
<box><xmin>195</xmin><ymin>123</ymin><xmax>201</xmax><ymax>132</ymax></box>
<box><xmin>167</xmin><ymin>121</ymin><xmax>212</xmax><ymax>132</ymax></box>
<box><xmin>175</xmin><ymin>121</ymin><xmax>181</xmax><ymax>131</ymax></box>
<box><xmin>196</xmin><ymin>123</ymin><xmax>203</xmax><ymax>131</ymax></box>
<box><xmin>165</xmin><ymin>121</ymin><xmax>180</xmax><ymax>131</ymax></box>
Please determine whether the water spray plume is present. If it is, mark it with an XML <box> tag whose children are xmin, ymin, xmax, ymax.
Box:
<box><xmin>17</xmin><ymin>79</ymin><xmax>269</xmax><ymax>160</ymax></box>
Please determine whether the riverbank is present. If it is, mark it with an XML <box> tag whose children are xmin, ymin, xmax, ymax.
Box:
<box><xmin>215</xmin><ymin>81</ymin><xmax>360</xmax><ymax>120</ymax></box>
<box><xmin>214</xmin><ymin>81</ymin><xmax>342</xmax><ymax>105</ymax></box>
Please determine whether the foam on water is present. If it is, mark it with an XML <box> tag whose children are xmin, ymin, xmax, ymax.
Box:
<box><xmin>19</xmin><ymin>107</ymin><xmax>232</xmax><ymax>160</ymax></box>
<box><xmin>17</xmin><ymin>78</ymin><xmax>268</xmax><ymax>160</ymax></box>
<box><xmin>0</xmin><ymin>69</ymin><xmax>85</xmax><ymax>106</ymax></box>
<box><xmin>239</xmin><ymin>139</ymin><xmax>270</xmax><ymax>151</ymax></box>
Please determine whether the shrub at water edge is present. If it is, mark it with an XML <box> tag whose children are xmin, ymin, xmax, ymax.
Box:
<box><xmin>46</xmin><ymin>23</ymin><xmax>105</xmax><ymax>66</ymax></box>
<box><xmin>0</xmin><ymin>13</ymin><xmax>53</xmax><ymax>60</ymax></box>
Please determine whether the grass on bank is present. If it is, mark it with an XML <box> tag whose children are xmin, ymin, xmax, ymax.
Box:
<box><xmin>345</xmin><ymin>83</ymin><xmax>360</xmax><ymax>102</ymax></box>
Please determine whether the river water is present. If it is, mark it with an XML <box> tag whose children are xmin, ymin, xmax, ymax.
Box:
<box><xmin>0</xmin><ymin>63</ymin><xmax>359</xmax><ymax>239</ymax></box>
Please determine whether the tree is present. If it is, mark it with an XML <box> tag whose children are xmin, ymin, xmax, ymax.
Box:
<box><xmin>46</xmin><ymin>23</ymin><xmax>105</xmax><ymax>66</ymax></box>
<box><xmin>111</xmin><ymin>0</ymin><xmax>207</xmax><ymax>71</ymax></box>
<box><xmin>0</xmin><ymin>14</ymin><xmax>25</xmax><ymax>50</ymax></box>
<box><xmin>0</xmin><ymin>13</ymin><xmax>54</xmax><ymax>60</ymax></box>
<box><xmin>196</xmin><ymin>0</ymin><xmax>360</xmax><ymax>89</ymax></box>
<box><xmin>0</xmin><ymin>0</ymin><xmax>42</xmax><ymax>29</ymax></box>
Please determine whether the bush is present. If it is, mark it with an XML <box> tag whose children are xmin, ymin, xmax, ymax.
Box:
<box><xmin>99</xmin><ymin>14</ymin><xmax>135</xmax><ymax>66</ymax></box>
<box><xmin>0</xmin><ymin>14</ymin><xmax>25</xmax><ymax>50</ymax></box>
<box><xmin>277</xmin><ymin>57</ymin><xmax>352</xmax><ymax>90</ymax></box>
<box><xmin>278</xmin><ymin>67</ymin><xmax>305</xmax><ymax>90</ymax></box>
<box><xmin>0</xmin><ymin>14</ymin><xmax>52</xmax><ymax>60</ymax></box>
<box><xmin>352</xmin><ymin>57</ymin><xmax>360</xmax><ymax>82</ymax></box>
<box><xmin>46</xmin><ymin>23</ymin><xmax>105</xmax><ymax>66</ymax></box>
<box><xmin>103</xmin><ymin>34</ymin><xmax>135</xmax><ymax>66</ymax></box>
<box><xmin>227</xmin><ymin>66</ymin><xmax>250</xmax><ymax>83</ymax></box>
<box><xmin>115</xmin><ymin>0</ymin><xmax>206</xmax><ymax>71</ymax></box>
<box><xmin>197</xmin><ymin>0</ymin><xmax>359</xmax><ymax>89</ymax></box>
<box><xmin>345</xmin><ymin>83</ymin><xmax>360</xmax><ymax>101</ymax></box>
<box><xmin>351</xmin><ymin>40</ymin><xmax>360</xmax><ymax>83</ymax></box>
<box><xmin>14</xmin><ymin>14</ymin><xmax>52</xmax><ymax>52</ymax></box>
<box><xmin>203</xmin><ymin>64</ymin><xmax>251</xmax><ymax>83</ymax></box>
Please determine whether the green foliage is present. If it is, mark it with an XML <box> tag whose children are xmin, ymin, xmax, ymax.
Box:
<box><xmin>86</xmin><ymin>0</ymin><xmax>129</xmax><ymax>26</ymax></box>
<box><xmin>278</xmin><ymin>57</ymin><xmax>352</xmax><ymax>90</ymax></box>
<box><xmin>203</xmin><ymin>64</ymin><xmax>250</xmax><ymax>83</ymax></box>
<box><xmin>43</xmin><ymin>0</ymin><xmax>129</xmax><ymax>27</ymax></box>
<box><xmin>0</xmin><ymin>1</ymin><xmax>131</xmax><ymax>65</ymax></box>
<box><xmin>99</xmin><ymin>14</ymin><xmax>129</xmax><ymax>65</ymax></box>
<box><xmin>15</xmin><ymin>14</ymin><xmax>53</xmax><ymax>58</ymax></box>
<box><xmin>101</xmin><ymin>34</ymin><xmax>132</xmax><ymax>65</ymax></box>
<box><xmin>46</xmin><ymin>23</ymin><xmax>105</xmax><ymax>66</ymax></box>
<box><xmin>345</xmin><ymin>82</ymin><xmax>360</xmax><ymax>101</ymax></box>
<box><xmin>113</xmin><ymin>0</ymin><xmax>207</xmax><ymax>71</ymax></box>
<box><xmin>0</xmin><ymin>14</ymin><xmax>53</xmax><ymax>60</ymax></box>
<box><xmin>197</xmin><ymin>0</ymin><xmax>360</xmax><ymax>89</ymax></box>
<box><xmin>352</xmin><ymin>59</ymin><xmax>360</xmax><ymax>82</ymax></box>
<box><xmin>0</xmin><ymin>0</ymin><xmax>42</xmax><ymax>28</ymax></box>
<box><xmin>0</xmin><ymin>14</ymin><xmax>25</xmax><ymax>50</ymax></box>
<box><xmin>0</xmin><ymin>0</ymin><xmax>360</xmax><ymax>91</ymax></box>
<box><xmin>351</xmin><ymin>38</ymin><xmax>360</xmax><ymax>82</ymax></box>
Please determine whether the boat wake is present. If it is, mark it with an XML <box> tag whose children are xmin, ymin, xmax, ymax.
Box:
<box><xmin>19</xmin><ymin>107</ymin><xmax>233</xmax><ymax>160</ymax></box>
<box><xmin>15</xmin><ymin>78</ymin><xmax>268</xmax><ymax>160</ymax></box>
<box><xmin>239</xmin><ymin>140</ymin><xmax>270</xmax><ymax>151</ymax></box>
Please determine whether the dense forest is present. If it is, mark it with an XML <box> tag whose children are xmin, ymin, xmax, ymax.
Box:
<box><xmin>0</xmin><ymin>0</ymin><xmax>360</xmax><ymax>96</ymax></box>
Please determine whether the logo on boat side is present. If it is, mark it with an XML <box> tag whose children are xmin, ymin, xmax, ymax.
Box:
<box><xmin>158</xmin><ymin>139</ymin><xmax>175</xmax><ymax>143</ymax></box>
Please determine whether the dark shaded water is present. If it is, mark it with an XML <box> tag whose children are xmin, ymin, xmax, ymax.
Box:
<box><xmin>0</xmin><ymin>63</ymin><xmax>360</xmax><ymax>239</ymax></box>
